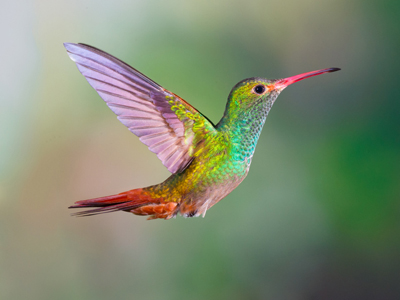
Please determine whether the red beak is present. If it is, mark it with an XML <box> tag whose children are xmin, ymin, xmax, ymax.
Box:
<box><xmin>274</xmin><ymin>67</ymin><xmax>340</xmax><ymax>90</ymax></box>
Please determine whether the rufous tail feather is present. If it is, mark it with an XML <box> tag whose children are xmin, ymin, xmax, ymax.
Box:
<box><xmin>69</xmin><ymin>188</ymin><xmax>151</xmax><ymax>217</ymax></box>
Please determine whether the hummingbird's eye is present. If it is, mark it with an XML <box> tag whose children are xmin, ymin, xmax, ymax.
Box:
<box><xmin>254</xmin><ymin>85</ymin><xmax>266</xmax><ymax>94</ymax></box>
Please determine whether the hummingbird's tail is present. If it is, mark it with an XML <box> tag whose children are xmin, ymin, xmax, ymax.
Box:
<box><xmin>69</xmin><ymin>188</ymin><xmax>178</xmax><ymax>219</ymax></box>
<box><xmin>69</xmin><ymin>188</ymin><xmax>148</xmax><ymax>217</ymax></box>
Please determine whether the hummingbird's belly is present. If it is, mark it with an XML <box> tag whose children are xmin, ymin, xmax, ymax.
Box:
<box><xmin>145</xmin><ymin>151</ymin><xmax>250</xmax><ymax>217</ymax></box>
<box><xmin>174</xmin><ymin>156</ymin><xmax>250</xmax><ymax>217</ymax></box>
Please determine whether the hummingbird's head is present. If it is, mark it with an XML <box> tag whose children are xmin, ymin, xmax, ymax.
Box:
<box><xmin>227</xmin><ymin>78</ymin><xmax>278</xmax><ymax>111</ymax></box>
<box><xmin>218</xmin><ymin>68</ymin><xmax>340</xmax><ymax>128</ymax></box>
<box><xmin>226</xmin><ymin>68</ymin><xmax>341</xmax><ymax>112</ymax></box>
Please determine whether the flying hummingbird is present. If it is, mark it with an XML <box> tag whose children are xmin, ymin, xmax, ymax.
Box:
<box><xmin>65</xmin><ymin>43</ymin><xmax>339</xmax><ymax>220</ymax></box>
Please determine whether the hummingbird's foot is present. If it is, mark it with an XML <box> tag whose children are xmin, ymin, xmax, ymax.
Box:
<box><xmin>185</xmin><ymin>210</ymin><xmax>198</xmax><ymax>218</ymax></box>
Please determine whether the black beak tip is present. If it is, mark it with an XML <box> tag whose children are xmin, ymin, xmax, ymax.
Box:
<box><xmin>328</xmin><ymin>67</ymin><xmax>341</xmax><ymax>73</ymax></box>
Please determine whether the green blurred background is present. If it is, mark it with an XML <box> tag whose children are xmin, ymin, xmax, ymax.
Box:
<box><xmin>1</xmin><ymin>0</ymin><xmax>399</xmax><ymax>299</ymax></box>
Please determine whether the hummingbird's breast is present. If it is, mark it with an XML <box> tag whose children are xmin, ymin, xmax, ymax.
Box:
<box><xmin>145</xmin><ymin>132</ymin><xmax>251</xmax><ymax>217</ymax></box>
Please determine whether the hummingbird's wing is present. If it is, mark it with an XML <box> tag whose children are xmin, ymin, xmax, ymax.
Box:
<box><xmin>65</xmin><ymin>43</ymin><xmax>216</xmax><ymax>174</ymax></box>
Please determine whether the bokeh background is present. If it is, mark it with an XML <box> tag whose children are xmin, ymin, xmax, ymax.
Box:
<box><xmin>1</xmin><ymin>0</ymin><xmax>399</xmax><ymax>299</ymax></box>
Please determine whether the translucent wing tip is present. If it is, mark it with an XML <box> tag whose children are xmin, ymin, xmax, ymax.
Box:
<box><xmin>63</xmin><ymin>42</ymin><xmax>77</xmax><ymax>52</ymax></box>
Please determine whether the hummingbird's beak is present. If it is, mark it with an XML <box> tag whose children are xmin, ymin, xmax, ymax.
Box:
<box><xmin>274</xmin><ymin>67</ymin><xmax>340</xmax><ymax>90</ymax></box>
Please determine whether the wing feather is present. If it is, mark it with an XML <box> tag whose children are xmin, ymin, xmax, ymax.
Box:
<box><xmin>65</xmin><ymin>43</ymin><xmax>216</xmax><ymax>173</ymax></box>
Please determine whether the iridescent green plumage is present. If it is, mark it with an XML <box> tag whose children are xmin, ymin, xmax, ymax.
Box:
<box><xmin>143</xmin><ymin>79</ymin><xmax>280</xmax><ymax>217</ymax></box>
<box><xmin>65</xmin><ymin>43</ymin><xmax>340</xmax><ymax>219</ymax></box>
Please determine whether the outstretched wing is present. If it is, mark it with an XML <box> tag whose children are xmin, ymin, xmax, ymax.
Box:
<box><xmin>65</xmin><ymin>43</ymin><xmax>216</xmax><ymax>174</ymax></box>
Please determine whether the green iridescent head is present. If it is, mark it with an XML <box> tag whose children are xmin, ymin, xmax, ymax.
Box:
<box><xmin>218</xmin><ymin>68</ymin><xmax>340</xmax><ymax>128</ymax></box>
<box><xmin>226</xmin><ymin>78</ymin><xmax>279</xmax><ymax>111</ymax></box>
<box><xmin>227</xmin><ymin>67</ymin><xmax>341</xmax><ymax>112</ymax></box>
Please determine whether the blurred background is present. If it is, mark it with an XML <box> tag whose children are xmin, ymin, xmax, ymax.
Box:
<box><xmin>1</xmin><ymin>0</ymin><xmax>399</xmax><ymax>299</ymax></box>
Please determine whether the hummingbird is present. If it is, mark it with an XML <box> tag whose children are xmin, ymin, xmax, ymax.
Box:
<box><xmin>65</xmin><ymin>43</ymin><xmax>340</xmax><ymax>220</ymax></box>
